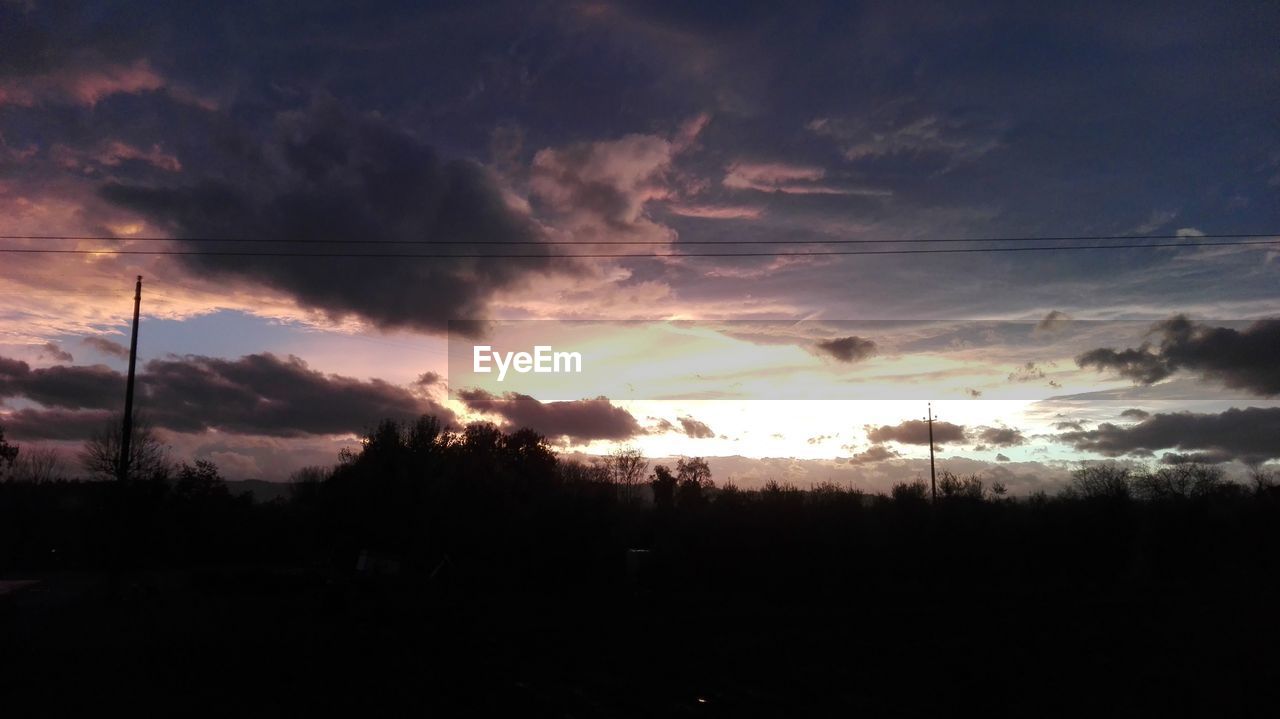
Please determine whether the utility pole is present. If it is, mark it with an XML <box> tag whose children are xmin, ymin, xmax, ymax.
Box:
<box><xmin>118</xmin><ymin>275</ymin><xmax>142</xmax><ymax>482</ymax></box>
<box><xmin>925</xmin><ymin>402</ymin><xmax>937</xmax><ymax>502</ymax></box>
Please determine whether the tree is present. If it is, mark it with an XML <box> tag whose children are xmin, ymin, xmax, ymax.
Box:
<box><xmin>174</xmin><ymin>459</ymin><xmax>230</xmax><ymax>500</ymax></box>
<box><xmin>651</xmin><ymin>464</ymin><xmax>677</xmax><ymax>512</ymax></box>
<box><xmin>0</xmin><ymin>423</ymin><xmax>17</xmax><ymax>480</ymax></box>
<box><xmin>1064</xmin><ymin>463</ymin><xmax>1132</xmax><ymax>500</ymax></box>
<box><xmin>937</xmin><ymin>471</ymin><xmax>985</xmax><ymax>501</ymax></box>
<box><xmin>1244</xmin><ymin>460</ymin><xmax>1276</xmax><ymax>494</ymax></box>
<box><xmin>675</xmin><ymin>457</ymin><xmax>713</xmax><ymax>508</ymax></box>
<box><xmin>504</xmin><ymin>427</ymin><xmax>558</xmax><ymax>489</ymax></box>
<box><xmin>12</xmin><ymin>446</ymin><xmax>65</xmax><ymax>483</ymax></box>
<box><xmin>80</xmin><ymin>414</ymin><xmax>170</xmax><ymax>481</ymax></box>
<box><xmin>891</xmin><ymin>480</ymin><xmax>930</xmax><ymax>504</ymax></box>
<box><xmin>1131</xmin><ymin>462</ymin><xmax>1225</xmax><ymax>500</ymax></box>
<box><xmin>608</xmin><ymin>446</ymin><xmax>649</xmax><ymax>502</ymax></box>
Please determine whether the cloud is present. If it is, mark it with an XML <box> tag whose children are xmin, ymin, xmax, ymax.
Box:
<box><xmin>0</xmin><ymin>58</ymin><xmax>164</xmax><ymax>107</ymax></box>
<box><xmin>846</xmin><ymin>444</ymin><xmax>901</xmax><ymax>465</ymax></box>
<box><xmin>100</xmin><ymin>98</ymin><xmax>576</xmax><ymax>335</ymax></box>
<box><xmin>677</xmin><ymin>415</ymin><xmax>715</xmax><ymax>439</ymax></box>
<box><xmin>722</xmin><ymin>161</ymin><xmax>888</xmax><ymax>196</ymax></box>
<box><xmin>1077</xmin><ymin>316</ymin><xmax>1280</xmax><ymax>396</ymax></box>
<box><xmin>813</xmin><ymin>336</ymin><xmax>877</xmax><ymax>363</ymax></box>
<box><xmin>1008</xmin><ymin>362</ymin><xmax>1048</xmax><ymax>383</ymax></box>
<box><xmin>867</xmin><ymin>419</ymin><xmax>966</xmax><ymax>445</ymax></box>
<box><xmin>39</xmin><ymin>342</ymin><xmax>74</xmax><ymax>362</ymax></box>
<box><xmin>995</xmin><ymin>453</ymin><xmax>1011</xmax><ymax>462</ymax></box>
<box><xmin>1159</xmin><ymin>451</ymin><xmax>1234</xmax><ymax>465</ymax></box>
<box><xmin>0</xmin><ymin>357</ymin><xmax>122</xmax><ymax>409</ymax></box>
<box><xmin>80</xmin><ymin>337</ymin><xmax>130</xmax><ymax>359</ymax></box>
<box><xmin>975</xmin><ymin>426</ymin><xmax>1027</xmax><ymax>447</ymax></box>
<box><xmin>806</xmin><ymin>112</ymin><xmax>1002</xmax><ymax>167</ymax></box>
<box><xmin>530</xmin><ymin>118</ymin><xmax>706</xmax><ymax>244</ymax></box>
<box><xmin>1057</xmin><ymin>407</ymin><xmax>1280</xmax><ymax>463</ymax></box>
<box><xmin>0</xmin><ymin>407</ymin><xmax>116</xmax><ymax>441</ymax></box>
<box><xmin>665</xmin><ymin>203</ymin><xmax>763</xmax><ymax>219</ymax></box>
<box><xmin>1132</xmin><ymin>208</ymin><xmax>1178</xmax><ymax>234</ymax></box>
<box><xmin>93</xmin><ymin>141</ymin><xmax>182</xmax><ymax>172</ymax></box>
<box><xmin>1035</xmin><ymin>310</ymin><xmax>1072</xmax><ymax>333</ymax></box>
<box><xmin>414</xmin><ymin>371</ymin><xmax>443</xmax><ymax>387</ymax></box>
<box><xmin>1120</xmin><ymin>408</ymin><xmax>1150</xmax><ymax>420</ymax></box>
<box><xmin>457</xmin><ymin>389</ymin><xmax>642</xmax><ymax>442</ymax></box>
<box><xmin>0</xmin><ymin>353</ymin><xmax>448</xmax><ymax>438</ymax></box>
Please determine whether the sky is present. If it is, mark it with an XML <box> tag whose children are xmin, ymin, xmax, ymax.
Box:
<box><xmin>1</xmin><ymin>0</ymin><xmax>1278</xmax><ymax>491</ymax></box>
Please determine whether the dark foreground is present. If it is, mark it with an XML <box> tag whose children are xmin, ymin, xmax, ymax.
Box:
<box><xmin>4</xmin><ymin>554</ymin><xmax>1279</xmax><ymax>717</ymax></box>
<box><xmin>3</xmin><ymin>421</ymin><xmax>1279</xmax><ymax>716</ymax></box>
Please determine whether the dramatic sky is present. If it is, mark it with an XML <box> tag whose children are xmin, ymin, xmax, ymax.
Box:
<box><xmin>1</xmin><ymin>0</ymin><xmax>1278</xmax><ymax>491</ymax></box>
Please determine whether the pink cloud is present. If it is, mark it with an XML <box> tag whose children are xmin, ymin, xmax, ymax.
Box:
<box><xmin>0</xmin><ymin>59</ymin><xmax>165</xmax><ymax>107</ymax></box>
<box><xmin>530</xmin><ymin>116</ymin><xmax>710</xmax><ymax>244</ymax></box>
<box><xmin>666</xmin><ymin>203</ymin><xmax>763</xmax><ymax>219</ymax></box>
<box><xmin>723</xmin><ymin>161</ymin><xmax>889</xmax><ymax>196</ymax></box>
<box><xmin>95</xmin><ymin>141</ymin><xmax>182</xmax><ymax>172</ymax></box>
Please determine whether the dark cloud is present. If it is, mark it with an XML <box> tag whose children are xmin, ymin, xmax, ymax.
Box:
<box><xmin>1120</xmin><ymin>408</ymin><xmax>1150</xmax><ymax>420</ymax></box>
<box><xmin>975</xmin><ymin>426</ymin><xmax>1026</xmax><ymax>447</ymax></box>
<box><xmin>1053</xmin><ymin>421</ymin><xmax>1085</xmax><ymax>431</ymax></box>
<box><xmin>814</xmin><ymin>336</ymin><xmax>877</xmax><ymax>363</ymax></box>
<box><xmin>0</xmin><ymin>357</ymin><xmax>121</xmax><ymax>409</ymax></box>
<box><xmin>1057</xmin><ymin>407</ymin><xmax>1280</xmax><ymax>463</ymax></box>
<box><xmin>1</xmin><ymin>408</ymin><xmax>115</xmax><ymax>441</ymax></box>
<box><xmin>81</xmin><ymin>336</ymin><xmax>130</xmax><ymax>359</ymax></box>
<box><xmin>677</xmin><ymin>416</ymin><xmax>715</xmax><ymax>439</ymax></box>
<box><xmin>99</xmin><ymin>99</ymin><xmax>578</xmax><ymax>335</ymax></box>
<box><xmin>867</xmin><ymin>419</ymin><xmax>966</xmax><ymax>445</ymax></box>
<box><xmin>1035</xmin><ymin>310</ymin><xmax>1072</xmax><ymax>333</ymax></box>
<box><xmin>414</xmin><ymin>371</ymin><xmax>443</xmax><ymax>387</ymax></box>
<box><xmin>457</xmin><ymin>389</ymin><xmax>641</xmax><ymax>442</ymax></box>
<box><xmin>1159</xmin><ymin>451</ymin><xmax>1234</xmax><ymax>466</ymax></box>
<box><xmin>1077</xmin><ymin>317</ymin><xmax>1280</xmax><ymax>396</ymax></box>
<box><xmin>846</xmin><ymin>444</ymin><xmax>901</xmax><ymax>465</ymax></box>
<box><xmin>0</xmin><ymin>353</ymin><xmax>446</xmax><ymax>438</ymax></box>
<box><xmin>995</xmin><ymin>453</ymin><xmax>1011</xmax><ymax>462</ymax></box>
<box><xmin>1007</xmin><ymin>362</ymin><xmax>1048</xmax><ymax>383</ymax></box>
<box><xmin>39</xmin><ymin>342</ymin><xmax>74</xmax><ymax>362</ymax></box>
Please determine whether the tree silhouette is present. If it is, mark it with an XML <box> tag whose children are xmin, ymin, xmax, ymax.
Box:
<box><xmin>1065</xmin><ymin>463</ymin><xmax>1132</xmax><ymax>500</ymax></box>
<box><xmin>651</xmin><ymin>464</ymin><xmax>676</xmax><ymax>513</ymax></box>
<box><xmin>11</xmin><ymin>446</ymin><xmax>65</xmax><ymax>483</ymax></box>
<box><xmin>0</xmin><ymin>423</ymin><xmax>17</xmax><ymax>480</ymax></box>
<box><xmin>80</xmin><ymin>413</ymin><xmax>170</xmax><ymax>481</ymax></box>
<box><xmin>608</xmin><ymin>446</ymin><xmax>648</xmax><ymax>502</ymax></box>
<box><xmin>675</xmin><ymin>457</ymin><xmax>712</xmax><ymax>508</ymax></box>
<box><xmin>175</xmin><ymin>459</ymin><xmax>231</xmax><ymax>501</ymax></box>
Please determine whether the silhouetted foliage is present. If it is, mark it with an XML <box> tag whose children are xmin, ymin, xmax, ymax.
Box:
<box><xmin>1064</xmin><ymin>462</ymin><xmax>1133</xmax><ymax>500</ymax></box>
<box><xmin>10</xmin><ymin>446</ymin><xmax>66</xmax><ymax>483</ymax></box>
<box><xmin>651</xmin><ymin>464</ymin><xmax>676</xmax><ymax>513</ymax></box>
<box><xmin>675</xmin><ymin>456</ymin><xmax>712</xmax><ymax>509</ymax></box>
<box><xmin>79</xmin><ymin>414</ymin><xmax>170</xmax><ymax>482</ymax></box>
<box><xmin>938</xmin><ymin>471</ymin><xmax>986</xmax><ymax>501</ymax></box>
<box><xmin>607</xmin><ymin>446</ymin><xmax>648</xmax><ymax>502</ymax></box>
<box><xmin>891</xmin><ymin>479</ymin><xmax>930</xmax><ymax>504</ymax></box>
<box><xmin>0</xmin><ymin>423</ymin><xmax>17</xmax><ymax>479</ymax></box>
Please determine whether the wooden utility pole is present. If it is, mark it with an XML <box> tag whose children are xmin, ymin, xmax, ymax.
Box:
<box><xmin>926</xmin><ymin>402</ymin><xmax>937</xmax><ymax>502</ymax></box>
<box><xmin>118</xmin><ymin>275</ymin><xmax>142</xmax><ymax>482</ymax></box>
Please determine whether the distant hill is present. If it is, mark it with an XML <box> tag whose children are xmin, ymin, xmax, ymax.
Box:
<box><xmin>225</xmin><ymin>479</ymin><xmax>291</xmax><ymax>504</ymax></box>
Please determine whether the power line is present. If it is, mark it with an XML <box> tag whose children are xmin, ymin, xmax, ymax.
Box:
<box><xmin>0</xmin><ymin>232</ymin><xmax>1275</xmax><ymax>246</ymax></box>
<box><xmin>0</xmin><ymin>239</ymin><xmax>1277</xmax><ymax>258</ymax></box>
